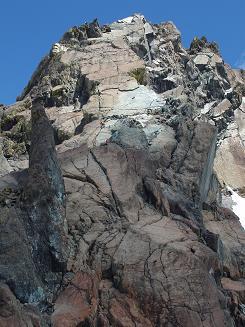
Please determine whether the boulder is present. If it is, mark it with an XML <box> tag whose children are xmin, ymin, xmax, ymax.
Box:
<box><xmin>212</xmin><ymin>99</ymin><xmax>232</xmax><ymax>118</ymax></box>
<box><xmin>194</xmin><ymin>54</ymin><xmax>209</xmax><ymax>66</ymax></box>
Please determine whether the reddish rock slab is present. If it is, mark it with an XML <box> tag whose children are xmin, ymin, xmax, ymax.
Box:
<box><xmin>51</xmin><ymin>272</ymin><xmax>99</xmax><ymax>327</ymax></box>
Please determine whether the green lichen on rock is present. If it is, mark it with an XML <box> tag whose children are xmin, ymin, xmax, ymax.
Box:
<box><xmin>2</xmin><ymin>138</ymin><xmax>26</xmax><ymax>158</ymax></box>
<box><xmin>1</xmin><ymin>114</ymin><xmax>19</xmax><ymax>132</ymax></box>
<box><xmin>1</xmin><ymin>112</ymin><xmax>31</xmax><ymax>158</ymax></box>
<box><xmin>129</xmin><ymin>68</ymin><xmax>147</xmax><ymax>85</ymax></box>
<box><xmin>8</xmin><ymin>116</ymin><xmax>31</xmax><ymax>144</ymax></box>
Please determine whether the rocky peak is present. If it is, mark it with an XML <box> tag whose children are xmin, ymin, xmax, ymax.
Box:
<box><xmin>189</xmin><ymin>35</ymin><xmax>220</xmax><ymax>55</ymax></box>
<box><xmin>0</xmin><ymin>14</ymin><xmax>245</xmax><ymax>326</ymax></box>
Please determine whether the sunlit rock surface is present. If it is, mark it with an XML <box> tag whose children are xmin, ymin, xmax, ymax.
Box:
<box><xmin>0</xmin><ymin>14</ymin><xmax>244</xmax><ymax>326</ymax></box>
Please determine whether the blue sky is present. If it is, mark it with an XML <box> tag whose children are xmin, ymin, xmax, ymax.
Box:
<box><xmin>0</xmin><ymin>0</ymin><xmax>244</xmax><ymax>105</ymax></box>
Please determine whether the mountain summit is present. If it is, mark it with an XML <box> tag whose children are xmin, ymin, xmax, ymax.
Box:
<box><xmin>0</xmin><ymin>14</ymin><xmax>245</xmax><ymax>326</ymax></box>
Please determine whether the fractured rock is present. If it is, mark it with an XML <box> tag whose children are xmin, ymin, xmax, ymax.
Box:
<box><xmin>0</xmin><ymin>13</ymin><xmax>244</xmax><ymax>327</ymax></box>
<box><xmin>212</xmin><ymin>98</ymin><xmax>232</xmax><ymax>118</ymax></box>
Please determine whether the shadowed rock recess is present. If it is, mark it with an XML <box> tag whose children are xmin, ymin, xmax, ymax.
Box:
<box><xmin>0</xmin><ymin>14</ymin><xmax>245</xmax><ymax>326</ymax></box>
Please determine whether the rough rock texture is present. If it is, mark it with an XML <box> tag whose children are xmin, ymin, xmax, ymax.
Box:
<box><xmin>0</xmin><ymin>14</ymin><xmax>244</xmax><ymax>326</ymax></box>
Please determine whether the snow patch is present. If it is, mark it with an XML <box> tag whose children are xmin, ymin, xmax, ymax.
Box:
<box><xmin>201</xmin><ymin>101</ymin><xmax>216</xmax><ymax>115</ymax></box>
<box><xmin>227</xmin><ymin>186</ymin><xmax>245</xmax><ymax>229</ymax></box>
<box><xmin>118</xmin><ymin>16</ymin><xmax>134</xmax><ymax>24</ymax></box>
<box><xmin>225</xmin><ymin>88</ymin><xmax>233</xmax><ymax>96</ymax></box>
<box><xmin>241</xmin><ymin>97</ymin><xmax>245</xmax><ymax>110</ymax></box>
<box><xmin>118</xmin><ymin>14</ymin><xmax>145</xmax><ymax>24</ymax></box>
<box><xmin>52</xmin><ymin>43</ymin><xmax>68</xmax><ymax>54</ymax></box>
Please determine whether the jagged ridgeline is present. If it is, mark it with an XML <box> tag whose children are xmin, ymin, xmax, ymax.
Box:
<box><xmin>0</xmin><ymin>14</ymin><xmax>245</xmax><ymax>327</ymax></box>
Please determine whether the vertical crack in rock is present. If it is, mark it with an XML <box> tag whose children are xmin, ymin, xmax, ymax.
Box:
<box><xmin>89</xmin><ymin>148</ymin><xmax>123</xmax><ymax>218</ymax></box>
<box><xmin>199</xmin><ymin>127</ymin><xmax>218</xmax><ymax>204</ymax></box>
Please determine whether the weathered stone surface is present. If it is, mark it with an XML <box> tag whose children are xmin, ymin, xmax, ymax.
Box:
<box><xmin>221</xmin><ymin>278</ymin><xmax>245</xmax><ymax>293</ymax></box>
<box><xmin>23</xmin><ymin>100</ymin><xmax>68</xmax><ymax>275</ymax></box>
<box><xmin>0</xmin><ymin>101</ymin><xmax>69</xmax><ymax>307</ymax></box>
<box><xmin>59</xmin><ymin>142</ymin><xmax>229</xmax><ymax>326</ymax></box>
<box><xmin>0</xmin><ymin>201</ymin><xmax>46</xmax><ymax>303</ymax></box>
<box><xmin>0</xmin><ymin>13</ymin><xmax>244</xmax><ymax>327</ymax></box>
<box><xmin>235</xmin><ymin>99</ymin><xmax>245</xmax><ymax>144</ymax></box>
<box><xmin>214</xmin><ymin>136</ymin><xmax>245</xmax><ymax>189</ymax></box>
<box><xmin>212</xmin><ymin>99</ymin><xmax>232</xmax><ymax>117</ymax></box>
<box><xmin>0</xmin><ymin>138</ymin><xmax>12</xmax><ymax>176</ymax></box>
<box><xmin>0</xmin><ymin>283</ymin><xmax>43</xmax><ymax>327</ymax></box>
<box><xmin>194</xmin><ymin>54</ymin><xmax>210</xmax><ymax>66</ymax></box>
<box><xmin>52</xmin><ymin>272</ymin><xmax>99</xmax><ymax>326</ymax></box>
<box><xmin>203</xmin><ymin>209</ymin><xmax>245</xmax><ymax>279</ymax></box>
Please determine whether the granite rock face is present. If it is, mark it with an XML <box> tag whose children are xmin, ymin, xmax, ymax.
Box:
<box><xmin>0</xmin><ymin>14</ymin><xmax>244</xmax><ymax>326</ymax></box>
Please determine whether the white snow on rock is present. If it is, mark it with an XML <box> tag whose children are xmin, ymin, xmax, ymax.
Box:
<box><xmin>241</xmin><ymin>97</ymin><xmax>245</xmax><ymax>110</ymax></box>
<box><xmin>227</xmin><ymin>186</ymin><xmax>245</xmax><ymax>229</ymax></box>
<box><xmin>144</xmin><ymin>22</ymin><xmax>154</xmax><ymax>35</ymax></box>
<box><xmin>201</xmin><ymin>101</ymin><xmax>216</xmax><ymax>115</ymax></box>
<box><xmin>117</xmin><ymin>14</ymin><xmax>145</xmax><ymax>24</ymax></box>
<box><xmin>225</xmin><ymin>88</ymin><xmax>233</xmax><ymax>96</ymax></box>
<box><xmin>51</xmin><ymin>43</ymin><xmax>68</xmax><ymax>54</ymax></box>
<box><xmin>117</xmin><ymin>16</ymin><xmax>134</xmax><ymax>24</ymax></box>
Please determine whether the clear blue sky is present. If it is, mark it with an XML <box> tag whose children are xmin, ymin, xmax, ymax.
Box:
<box><xmin>0</xmin><ymin>0</ymin><xmax>244</xmax><ymax>105</ymax></box>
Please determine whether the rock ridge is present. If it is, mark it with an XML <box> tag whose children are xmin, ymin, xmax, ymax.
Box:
<box><xmin>0</xmin><ymin>14</ymin><xmax>244</xmax><ymax>326</ymax></box>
